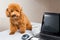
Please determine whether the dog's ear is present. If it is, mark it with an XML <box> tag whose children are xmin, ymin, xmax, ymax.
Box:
<box><xmin>6</xmin><ymin>8</ymin><xmax>10</xmax><ymax>17</ymax></box>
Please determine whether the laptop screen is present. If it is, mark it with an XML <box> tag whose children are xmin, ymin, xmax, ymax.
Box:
<box><xmin>41</xmin><ymin>12</ymin><xmax>60</xmax><ymax>37</ymax></box>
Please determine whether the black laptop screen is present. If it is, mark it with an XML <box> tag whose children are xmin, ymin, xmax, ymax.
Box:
<box><xmin>41</xmin><ymin>13</ymin><xmax>60</xmax><ymax>36</ymax></box>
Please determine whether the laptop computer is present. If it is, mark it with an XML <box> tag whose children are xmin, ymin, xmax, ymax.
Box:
<box><xmin>39</xmin><ymin>12</ymin><xmax>60</xmax><ymax>40</ymax></box>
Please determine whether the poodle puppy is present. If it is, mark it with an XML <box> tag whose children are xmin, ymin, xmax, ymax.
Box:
<box><xmin>6</xmin><ymin>3</ymin><xmax>32</xmax><ymax>35</ymax></box>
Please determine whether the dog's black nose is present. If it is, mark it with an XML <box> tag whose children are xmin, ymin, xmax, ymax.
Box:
<box><xmin>12</xmin><ymin>14</ymin><xmax>16</xmax><ymax>17</ymax></box>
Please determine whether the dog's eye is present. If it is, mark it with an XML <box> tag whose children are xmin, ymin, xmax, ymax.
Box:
<box><xmin>11</xmin><ymin>9</ymin><xmax>13</xmax><ymax>12</ymax></box>
<box><xmin>16</xmin><ymin>10</ymin><xmax>19</xmax><ymax>12</ymax></box>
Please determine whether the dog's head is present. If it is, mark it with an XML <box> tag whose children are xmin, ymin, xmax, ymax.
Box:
<box><xmin>6</xmin><ymin>3</ymin><xmax>22</xmax><ymax>19</ymax></box>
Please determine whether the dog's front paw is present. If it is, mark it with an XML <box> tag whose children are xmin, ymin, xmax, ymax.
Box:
<box><xmin>20</xmin><ymin>31</ymin><xmax>25</xmax><ymax>34</ymax></box>
<box><xmin>9</xmin><ymin>32</ymin><xmax>15</xmax><ymax>35</ymax></box>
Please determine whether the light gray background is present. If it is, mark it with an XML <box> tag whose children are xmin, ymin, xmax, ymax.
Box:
<box><xmin>0</xmin><ymin>0</ymin><xmax>60</xmax><ymax>31</ymax></box>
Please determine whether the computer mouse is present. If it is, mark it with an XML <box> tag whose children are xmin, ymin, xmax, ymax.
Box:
<box><xmin>22</xmin><ymin>34</ymin><xmax>30</xmax><ymax>40</ymax></box>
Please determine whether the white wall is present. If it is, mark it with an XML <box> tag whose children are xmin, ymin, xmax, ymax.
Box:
<box><xmin>0</xmin><ymin>0</ymin><xmax>54</xmax><ymax>31</ymax></box>
<box><xmin>18</xmin><ymin>0</ymin><xmax>50</xmax><ymax>23</ymax></box>
<box><xmin>48</xmin><ymin>0</ymin><xmax>60</xmax><ymax>13</ymax></box>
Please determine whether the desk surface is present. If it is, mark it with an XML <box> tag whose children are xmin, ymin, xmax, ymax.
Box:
<box><xmin>0</xmin><ymin>22</ymin><xmax>41</xmax><ymax>40</ymax></box>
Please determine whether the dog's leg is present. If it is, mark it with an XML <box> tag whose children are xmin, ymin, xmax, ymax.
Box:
<box><xmin>19</xmin><ymin>24</ymin><xmax>26</xmax><ymax>34</ymax></box>
<box><xmin>26</xmin><ymin>24</ymin><xmax>32</xmax><ymax>30</ymax></box>
<box><xmin>9</xmin><ymin>25</ymin><xmax>18</xmax><ymax>35</ymax></box>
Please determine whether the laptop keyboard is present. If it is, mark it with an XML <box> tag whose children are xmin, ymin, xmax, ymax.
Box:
<box><xmin>39</xmin><ymin>37</ymin><xmax>57</xmax><ymax>40</ymax></box>
<box><xmin>36</xmin><ymin>33</ymin><xmax>60</xmax><ymax>40</ymax></box>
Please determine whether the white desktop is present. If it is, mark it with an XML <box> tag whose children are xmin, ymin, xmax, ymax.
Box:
<box><xmin>0</xmin><ymin>22</ymin><xmax>41</xmax><ymax>40</ymax></box>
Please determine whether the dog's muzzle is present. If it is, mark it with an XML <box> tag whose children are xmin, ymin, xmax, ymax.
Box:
<box><xmin>12</xmin><ymin>14</ymin><xmax>17</xmax><ymax>19</ymax></box>
<box><xmin>12</xmin><ymin>14</ymin><xmax>16</xmax><ymax>17</ymax></box>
